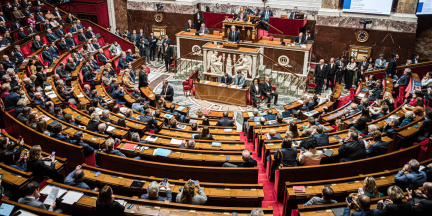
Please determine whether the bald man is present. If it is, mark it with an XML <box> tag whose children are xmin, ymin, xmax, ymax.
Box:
<box><xmin>266</xmin><ymin>129</ymin><xmax>282</xmax><ymax>140</ymax></box>
<box><xmin>407</xmin><ymin>182</ymin><xmax>432</xmax><ymax>215</ymax></box>
<box><xmin>343</xmin><ymin>195</ymin><xmax>378</xmax><ymax>216</ymax></box>
<box><xmin>223</xmin><ymin>150</ymin><xmax>257</xmax><ymax>167</ymax></box>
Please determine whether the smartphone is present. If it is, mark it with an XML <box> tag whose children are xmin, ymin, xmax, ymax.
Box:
<box><xmin>24</xmin><ymin>150</ymin><xmax>28</xmax><ymax>156</ymax></box>
<box><xmin>51</xmin><ymin>151</ymin><xmax>56</xmax><ymax>157</ymax></box>
<box><xmin>359</xmin><ymin>188</ymin><xmax>364</xmax><ymax>195</ymax></box>
<box><xmin>0</xmin><ymin>174</ymin><xmax>3</xmax><ymax>180</ymax></box>
<box><xmin>162</xmin><ymin>178</ymin><xmax>168</xmax><ymax>186</ymax></box>
<box><xmin>301</xmin><ymin>147</ymin><xmax>305</xmax><ymax>152</ymax></box>
<box><xmin>94</xmin><ymin>171</ymin><xmax>101</xmax><ymax>177</ymax></box>
<box><xmin>346</xmin><ymin>196</ymin><xmax>352</xmax><ymax>203</ymax></box>
<box><xmin>191</xmin><ymin>180</ymin><xmax>198</xmax><ymax>185</ymax></box>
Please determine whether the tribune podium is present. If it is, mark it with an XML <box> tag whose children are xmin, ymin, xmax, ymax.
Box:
<box><xmin>222</xmin><ymin>20</ymin><xmax>260</xmax><ymax>42</ymax></box>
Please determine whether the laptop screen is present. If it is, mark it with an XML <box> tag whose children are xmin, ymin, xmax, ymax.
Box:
<box><xmin>282</xmin><ymin>111</ymin><xmax>290</xmax><ymax>118</ymax></box>
<box><xmin>266</xmin><ymin>114</ymin><xmax>276</xmax><ymax>121</ymax></box>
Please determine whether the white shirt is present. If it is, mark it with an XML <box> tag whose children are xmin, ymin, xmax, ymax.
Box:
<box><xmin>254</xmin><ymin>85</ymin><xmax>259</xmax><ymax>94</ymax></box>
<box><xmin>320</xmin><ymin>65</ymin><xmax>323</xmax><ymax>70</ymax></box>
<box><xmin>265</xmin><ymin>11</ymin><xmax>269</xmax><ymax>19</ymax></box>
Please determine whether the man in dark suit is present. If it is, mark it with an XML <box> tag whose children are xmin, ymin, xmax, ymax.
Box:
<box><xmin>66</xmin><ymin>33</ymin><xmax>77</xmax><ymax>49</ymax></box>
<box><xmin>34</xmin><ymin>5</ymin><xmax>43</xmax><ymax>14</ymax></box>
<box><xmin>46</xmin><ymin>29</ymin><xmax>59</xmax><ymax>43</ymax></box>
<box><xmin>77</xmin><ymin>29</ymin><xmax>87</xmax><ymax>43</ymax></box>
<box><xmin>219</xmin><ymin>73</ymin><xmax>232</xmax><ymax>85</ymax></box>
<box><xmin>13</xmin><ymin>45</ymin><xmax>24</xmax><ymax>66</ymax></box>
<box><xmin>86</xmin><ymin>27</ymin><xmax>96</xmax><ymax>39</ymax></box>
<box><xmin>412</xmin><ymin>54</ymin><xmax>420</xmax><ymax>64</ymax></box>
<box><xmin>216</xmin><ymin>112</ymin><xmax>235</xmax><ymax>126</ymax></box>
<box><xmin>162</xmin><ymin>35</ymin><xmax>171</xmax><ymax>45</ymax></box>
<box><xmin>336</xmin><ymin>56</ymin><xmax>346</xmax><ymax>85</ymax></box>
<box><xmin>51</xmin><ymin>123</ymin><xmax>72</xmax><ymax>143</ymax></box>
<box><xmin>18</xmin><ymin>181</ymin><xmax>61</xmax><ymax>212</ymax></box>
<box><xmin>366</xmin><ymin>131</ymin><xmax>389</xmax><ymax>157</ymax></box>
<box><xmin>56</xmin><ymin>62</ymin><xmax>72</xmax><ymax>82</ymax></box>
<box><xmin>148</xmin><ymin>32</ymin><xmax>157</xmax><ymax>61</ymax></box>
<box><xmin>136</xmin><ymin>29</ymin><xmax>146</xmax><ymax>43</ymax></box>
<box><xmin>314</xmin><ymin>59</ymin><xmax>327</xmax><ymax>95</ymax></box>
<box><xmin>198</xmin><ymin>23</ymin><xmax>210</xmax><ymax>35</ymax></box>
<box><xmin>261</xmin><ymin>75</ymin><xmax>278</xmax><ymax>107</ymax></box>
<box><xmin>394</xmin><ymin>68</ymin><xmax>411</xmax><ymax>88</ymax></box>
<box><xmin>338</xmin><ymin>131</ymin><xmax>367</xmax><ymax>162</ymax></box>
<box><xmin>228</xmin><ymin>26</ymin><xmax>240</xmax><ymax>43</ymax></box>
<box><xmin>53</xmin><ymin>7</ymin><xmax>62</xmax><ymax>18</ymax></box>
<box><xmin>0</xmin><ymin>12</ymin><xmax>8</xmax><ymax>22</ymax></box>
<box><xmin>326</xmin><ymin>57</ymin><xmax>337</xmax><ymax>91</ymax></box>
<box><xmin>138</xmin><ymin>65</ymin><xmax>148</xmax><ymax>88</ymax></box>
<box><xmin>294</xmin><ymin>32</ymin><xmax>305</xmax><ymax>44</ymax></box>
<box><xmin>97</xmin><ymin>48</ymin><xmax>110</xmax><ymax>65</ymax></box>
<box><xmin>111</xmin><ymin>84</ymin><xmax>126</xmax><ymax>105</ymax></box>
<box><xmin>223</xmin><ymin>150</ymin><xmax>257</xmax><ymax>167</ymax></box>
<box><xmin>117</xmin><ymin>55</ymin><xmax>128</xmax><ymax>69</ymax></box>
<box><xmin>266</xmin><ymin>129</ymin><xmax>283</xmax><ymax>140</ymax></box>
<box><xmin>42</xmin><ymin>46</ymin><xmax>54</xmax><ymax>64</ymax></box>
<box><xmin>185</xmin><ymin>19</ymin><xmax>195</xmax><ymax>31</ymax></box>
<box><xmin>55</xmin><ymin>25</ymin><xmax>66</xmax><ymax>38</ymax></box>
<box><xmin>386</xmin><ymin>53</ymin><xmax>399</xmax><ymax>79</ymax></box>
<box><xmin>303</xmin><ymin>30</ymin><xmax>312</xmax><ymax>41</ymax></box>
<box><xmin>357</xmin><ymin>55</ymin><xmax>369</xmax><ymax>80</ymax></box>
<box><xmin>310</xmin><ymin>125</ymin><xmax>329</xmax><ymax>147</ymax></box>
<box><xmin>196</xmin><ymin>8</ymin><xmax>203</xmax><ymax>30</ymax></box>
<box><xmin>407</xmin><ymin>182</ymin><xmax>432</xmax><ymax>215</ymax></box>
<box><xmin>289</xmin><ymin>7</ymin><xmax>300</xmax><ymax>19</ymax></box>
<box><xmin>139</xmin><ymin>109</ymin><xmax>160</xmax><ymax>132</ymax></box>
<box><xmin>160</xmin><ymin>80</ymin><xmax>174</xmax><ymax>102</ymax></box>
<box><xmin>163</xmin><ymin>41</ymin><xmax>173</xmax><ymax>72</ymax></box>
<box><xmin>260</xmin><ymin>6</ymin><xmax>273</xmax><ymax>31</ymax></box>
<box><xmin>4</xmin><ymin>85</ymin><xmax>23</xmax><ymax>111</ymax></box>
<box><xmin>11</xmin><ymin>20</ymin><xmax>22</xmax><ymax>30</ymax></box>
<box><xmin>23</xmin><ymin>6</ymin><xmax>32</xmax><ymax>16</ymax></box>
<box><xmin>36</xmin><ymin>12</ymin><xmax>46</xmax><ymax>22</ymax></box>
<box><xmin>343</xmin><ymin>195</ymin><xmax>378</xmax><ymax>216</ymax></box>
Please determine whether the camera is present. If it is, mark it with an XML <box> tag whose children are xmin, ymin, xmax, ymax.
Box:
<box><xmin>156</xmin><ymin>2</ymin><xmax>163</xmax><ymax>11</ymax></box>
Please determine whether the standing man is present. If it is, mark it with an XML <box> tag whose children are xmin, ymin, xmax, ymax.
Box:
<box><xmin>386</xmin><ymin>53</ymin><xmax>399</xmax><ymax>79</ymax></box>
<box><xmin>314</xmin><ymin>59</ymin><xmax>327</xmax><ymax>95</ymax></box>
<box><xmin>228</xmin><ymin>26</ymin><xmax>240</xmax><ymax>43</ymax></box>
<box><xmin>149</xmin><ymin>32</ymin><xmax>157</xmax><ymax>61</ymax></box>
<box><xmin>138</xmin><ymin>35</ymin><xmax>149</xmax><ymax>60</ymax></box>
<box><xmin>160</xmin><ymin>80</ymin><xmax>174</xmax><ymax>102</ymax></box>
<box><xmin>326</xmin><ymin>57</ymin><xmax>337</xmax><ymax>91</ymax></box>
<box><xmin>225</xmin><ymin>3</ymin><xmax>235</xmax><ymax>15</ymax></box>
<box><xmin>261</xmin><ymin>75</ymin><xmax>278</xmax><ymax>107</ymax></box>
<box><xmin>196</xmin><ymin>8</ymin><xmax>203</xmax><ymax>30</ymax></box>
<box><xmin>260</xmin><ymin>6</ymin><xmax>273</xmax><ymax>31</ymax></box>
<box><xmin>139</xmin><ymin>65</ymin><xmax>149</xmax><ymax>88</ymax></box>
<box><xmin>163</xmin><ymin>41</ymin><xmax>173</xmax><ymax>72</ymax></box>
<box><xmin>336</xmin><ymin>56</ymin><xmax>346</xmax><ymax>85</ymax></box>
<box><xmin>289</xmin><ymin>7</ymin><xmax>300</xmax><ymax>19</ymax></box>
<box><xmin>245</xmin><ymin>5</ymin><xmax>255</xmax><ymax>15</ymax></box>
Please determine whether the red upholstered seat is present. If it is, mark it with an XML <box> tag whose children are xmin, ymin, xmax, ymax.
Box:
<box><xmin>183</xmin><ymin>86</ymin><xmax>192</xmax><ymax>90</ymax></box>
<box><xmin>85</xmin><ymin>153</ymin><xmax>97</xmax><ymax>167</ymax></box>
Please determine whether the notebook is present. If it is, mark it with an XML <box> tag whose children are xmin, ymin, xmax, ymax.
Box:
<box><xmin>121</xmin><ymin>143</ymin><xmax>137</xmax><ymax>151</ymax></box>
<box><xmin>145</xmin><ymin>135</ymin><xmax>158</xmax><ymax>142</ymax></box>
<box><xmin>153</xmin><ymin>148</ymin><xmax>172</xmax><ymax>157</ymax></box>
<box><xmin>170</xmin><ymin>139</ymin><xmax>183</xmax><ymax>145</ymax></box>
<box><xmin>164</xmin><ymin>113</ymin><xmax>174</xmax><ymax>119</ymax></box>
<box><xmin>176</xmin><ymin>106</ymin><xmax>185</xmax><ymax>112</ymax></box>
<box><xmin>323</xmin><ymin>149</ymin><xmax>333</xmax><ymax>157</ymax></box>
<box><xmin>61</xmin><ymin>191</ymin><xmax>84</xmax><ymax>205</ymax></box>
<box><xmin>293</xmin><ymin>186</ymin><xmax>306</xmax><ymax>193</ymax></box>
<box><xmin>258</xmin><ymin>110</ymin><xmax>266</xmax><ymax>116</ymax></box>
<box><xmin>130</xmin><ymin>180</ymin><xmax>145</xmax><ymax>189</ymax></box>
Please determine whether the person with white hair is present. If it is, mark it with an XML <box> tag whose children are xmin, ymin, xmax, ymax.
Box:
<box><xmin>222</xmin><ymin>150</ymin><xmax>257</xmax><ymax>167</ymax></box>
<box><xmin>140</xmin><ymin>181</ymin><xmax>172</xmax><ymax>201</ymax></box>
<box><xmin>250</xmin><ymin>208</ymin><xmax>264</xmax><ymax>216</ymax></box>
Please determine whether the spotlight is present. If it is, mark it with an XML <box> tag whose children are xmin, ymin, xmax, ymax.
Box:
<box><xmin>156</xmin><ymin>2</ymin><xmax>163</xmax><ymax>11</ymax></box>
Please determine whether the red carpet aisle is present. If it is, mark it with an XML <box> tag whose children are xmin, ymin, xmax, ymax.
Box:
<box><xmin>239</xmin><ymin>133</ymin><xmax>284</xmax><ymax>216</ymax></box>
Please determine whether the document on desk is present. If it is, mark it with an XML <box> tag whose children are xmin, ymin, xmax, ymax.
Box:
<box><xmin>77</xmin><ymin>94</ymin><xmax>85</xmax><ymax>98</ymax></box>
<box><xmin>106</xmin><ymin>125</ymin><xmax>115</xmax><ymax>132</ymax></box>
<box><xmin>170</xmin><ymin>138</ymin><xmax>183</xmax><ymax>145</ymax></box>
<box><xmin>44</xmin><ymin>85</ymin><xmax>53</xmax><ymax>90</ymax></box>
<box><xmin>176</xmin><ymin>124</ymin><xmax>187</xmax><ymax>129</ymax></box>
<box><xmin>176</xmin><ymin>106</ymin><xmax>185</xmax><ymax>112</ymax></box>
<box><xmin>13</xmin><ymin>210</ymin><xmax>38</xmax><ymax>216</ymax></box>
<box><xmin>145</xmin><ymin>135</ymin><xmax>158</xmax><ymax>142</ymax></box>
<box><xmin>61</xmin><ymin>190</ymin><xmax>84</xmax><ymax>205</ymax></box>
<box><xmin>153</xmin><ymin>148</ymin><xmax>172</xmax><ymax>157</ymax></box>
<box><xmin>200</xmin><ymin>81</ymin><xmax>210</xmax><ymax>84</ymax></box>
<box><xmin>40</xmin><ymin>185</ymin><xmax>67</xmax><ymax>198</ymax></box>
<box><xmin>43</xmin><ymin>186</ymin><xmax>59</xmax><ymax>205</ymax></box>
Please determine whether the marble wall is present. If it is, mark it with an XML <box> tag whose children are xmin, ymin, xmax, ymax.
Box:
<box><xmin>396</xmin><ymin>0</ymin><xmax>419</xmax><ymax>14</ymax></box>
<box><xmin>114</xmin><ymin>0</ymin><xmax>128</xmax><ymax>31</ymax></box>
<box><xmin>321</xmin><ymin>0</ymin><xmax>339</xmax><ymax>9</ymax></box>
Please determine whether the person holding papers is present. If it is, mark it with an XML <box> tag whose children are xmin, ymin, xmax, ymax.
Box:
<box><xmin>219</xmin><ymin>73</ymin><xmax>232</xmax><ymax>86</ymax></box>
<box><xmin>18</xmin><ymin>181</ymin><xmax>62</xmax><ymax>212</ymax></box>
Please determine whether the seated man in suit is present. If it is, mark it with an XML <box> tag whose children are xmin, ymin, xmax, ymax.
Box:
<box><xmin>260</xmin><ymin>6</ymin><xmax>273</xmax><ymax>30</ymax></box>
<box><xmin>343</xmin><ymin>195</ymin><xmax>378</xmax><ymax>216</ymax></box>
<box><xmin>227</xmin><ymin>25</ymin><xmax>240</xmax><ymax>43</ymax></box>
<box><xmin>50</xmin><ymin>123</ymin><xmax>72</xmax><ymax>143</ymax></box>
<box><xmin>395</xmin><ymin>159</ymin><xmax>427</xmax><ymax>189</ymax></box>
<box><xmin>407</xmin><ymin>182</ymin><xmax>432</xmax><ymax>215</ymax></box>
<box><xmin>394</xmin><ymin>68</ymin><xmax>411</xmax><ymax>88</ymax></box>
<box><xmin>310</xmin><ymin>125</ymin><xmax>329</xmax><ymax>147</ymax></box>
<box><xmin>102</xmin><ymin>138</ymin><xmax>126</xmax><ymax>157</ymax></box>
<box><xmin>219</xmin><ymin>73</ymin><xmax>232</xmax><ymax>85</ymax></box>
<box><xmin>160</xmin><ymin>80</ymin><xmax>174</xmax><ymax>102</ymax></box>
<box><xmin>140</xmin><ymin>181</ymin><xmax>172</xmax><ymax>201</ymax></box>
<box><xmin>139</xmin><ymin>109</ymin><xmax>160</xmax><ymax>133</ymax></box>
<box><xmin>185</xmin><ymin>19</ymin><xmax>195</xmax><ymax>31</ymax></box>
<box><xmin>294</xmin><ymin>32</ymin><xmax>305</xmax><ymax>44</ymax></box>
<box><xmin>46</xmin><ymin>28</ymin><xmax>59</xmax><ymax>43</ymax></box>
<box><xmin>111</xmin><ymin>84</ymin><xmax>126</xmax><ymax>105</ymax></box>
<box><xmin>198</xmin><ymin>23</ymin><xmax>209</xmax><ymax>35</ymax></box>
<box><xmin>18</xmin><ymin>27</ymin><xmax>28</xmax><ymax>40</ymax></box>
<box><xmin>18</xmin><ymin>181</ymin><xmax>62</xmax><ymax>212</ymax></box>
<box><xmin>64</xmin><ymin>164</ymin><xmax>97</xmax><ymax>190</ymax></box>
<box><xmin>232</xmin><ymin>70</ymin><xmax>245</xmax><ymax>87</ymax></box>
<box><xmin>97</xmin><ymin>48</ymin><xmax>110</xmax><ymax>65</ymax></box>
<box><xmin>71</xmin><ymin>131</ymin><xmax>98</xmax><ymax>158</ymax></box>
<box><xmin>289</xmin><ymin>7</ymin><xmax>300</xmax><ymax>19</ymax></box>
<box><xmin>77</xmin><ymin>28</ymin><xmax>87</xmax><ymax>43</ymax></box>
<box><xmin>261</xmin><ymin>75</ymin><xmax>278</xmax><ymax>107</ymax></box>
<box><xmin>223</xmin><ymin>150</ymin><xmax>257</xmax><ymax>167</ymax></box>
<box><xmin>266</xmin><ymin>129</ymin><xmax>283</xmax><ymax>140</ymax></box>
<box><xmin>365</xmin><ymin>130</ymin><xmax>389</xmax><ymax>157</ymax></box>
<box><xmin>303</xmin><ymin>186</ymin><xmax>337</xmax><ymax>206</ymax></box>
<box><xmin>303</xmin><ymin>30</ymin><xmax>312</xmax><ymax>41</ymax></box>
<box><xmin>117</xmin><ymin>55</ymin><xmax>128</xmax><ymax>69</ymax></box>
<box><xmin>216</xmin><ymin>111</ymin><xmax>235</xmax><ymax>126</ymax></box>
<box><xmin>56</xmin><ymin>25</ymin><xmax>66</xmax><ymax>38</ymax></box>
<box><xmin>42</xmin><ymin>45</ymin><xmax>54</xmax><ymax>64</ymax></box>
<box><xmin>338</xmin><ymin>131</ymin><xmax>367</xmax><ymax>162</ymax></box>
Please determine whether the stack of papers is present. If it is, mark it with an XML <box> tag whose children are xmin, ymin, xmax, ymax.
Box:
<box><xmin>106</xmin><ymin>126</ymin><xmax>115</xmax><ymax>132</ymax></box>
<box><xmin>145</xmin><ymin>135</ymin><xmax>158</xmax><ymax>142</ymax></box>
<box><xmin>115</xmin><ymin>199</ymin><xmax>127</xmax><ymax>206</ymax></box>
<box><xmin>211</xmin><ymin>142</ymin><xmax>222</xmax><ymax>147</ymax></box>
<box><xmin>44</xmin><ymin>85</ymin><xmax>53</xmax><ymax>90</ymax></box>
<box><xmin>247</xmin><ymin>112</ymin><xmax>254</xmax><ymax>117</ymax></box>
<box><xmin>358</xmin><ymin>93</ymin><xmax>365</xmax><ymax>98</ymax></box>
<box><xmin>120</xmin><ymin>107</ymin><xmax>128</xmax><ymax>113</ymax></box>
<box><xmin>224</xmin><ymin>129</ymin><xmax>232</xmax><ymax>132</ymax></box>
<box><xmin>176</xmin><ymin>124</ymin><xmax>187</xmax><ymax>129</ymax></box>
<box><xmin>40</xmin><ymin>185</ymin><xmax>67</xmax><ymax>198</ymax></box>
<box><xmin>200</xmin><ymin>81</ymin><xmax>210</xmax><ymax>84</ymax></box>
<box><xmin>164</xmin><ymin>113</ymin><xmax>174</xmax><ymax>119</ymax></box>
<box><xmin>170</xmin><ymin>139</ymin><xmax>183</xmax><ymax>145</ymax></box>
<box><xmin>61</xmin><ymin>191</ymin><xmax>84</xmax><ymax>205</ymax></box>
<box><xmin>46</xmin><ymin>91</ymin><xmax>57</xmax><ymax>99</ymax></box>
<box><xmin>153</xmin><ymin>148</ymin><xmax>172</xmax><ymax>157</ymax></box>
<box><xmin>43</xmin><ymin>186</ymin><xmax>59</xmax><ymax>205</ymax></box>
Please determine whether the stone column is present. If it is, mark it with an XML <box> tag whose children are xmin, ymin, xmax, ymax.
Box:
<box><xmin>203</xmin><ymin>49</ymin><xmax>207</xmax><ymax>73</ymax></box>
<box><xmin>113</xmin><ymin>0</ymin><xmax>128</xmax><ymax>31</ymax></box>
<box><xmin>321</xmin><ymin>0</ymin><xmax>339</xmax><ymax>9</ymax></box>
<box><xmin>396</xmin><ymin>0</ymin><xmax>419</xmax><ymax>14</ymax></box>
<box><xmin>107</xmin><ymin>0</ymin><xmax>116</xmax><ymax>31</ymax></box>
<box><xmin>252</xmin><ymin>55</ymin><xmax>257</xmax><ymax>79</ymax></box>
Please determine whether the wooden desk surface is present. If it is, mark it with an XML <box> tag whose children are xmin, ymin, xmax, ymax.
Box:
<box><xmin>158</xmin><ymin>128</ymin><xmax>241</xmax><ymax>141</ymax></box>
<box><xmin>195</xmin><ymin>81</ymin><xmax>249</xmax><ymax>107</ymax></box>
<box><xmin>203</xmin><ymin>43</ymin><xmax>260</xmax><ymax>53</ymax></box>
<box><xmin>283</xmin><ymin>101</ymin><xmax>303</xmax><ymax>111</ymax></box>
<box><xmin>176</xmin><ymin>31</ymin><xmax>224</xmax><ymax>40</ymax></box>
<box><xmin>321</xmin><ymin>102</ymin><xmax>354</xmax><ymax>122</ymax></box>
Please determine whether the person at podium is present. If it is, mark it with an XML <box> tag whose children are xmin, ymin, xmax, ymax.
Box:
<box><xmin>185</xmin><ymin>19</ymin><xmax>195</xmax><ymax>31</ymax></box>
<box><xmin>219</xmin><ymin>73</ymin><xmax>232</xmax><ymax>86</ymax></box>
<box><xmin>198</xmin><ymin>23</ymin><xmax>209</xmax><ymax>35</ymax></box>
<box><xmin>260</xmin><ymin>6</ymin><xmax>273</xmax><ymax>31</ymax></box>
<box><xmin>289</xmin><ymin>7</ymin><xmax>300</xmax><ymax>19</ymax></box>
<box><xmin>237</xmin><ymin>6</ymin><xmax>247</xmax><ymax>22</ymax></box>
<box><xmin>228</xmin><ymin>26</ymin><xmax>240</xmax><ymax>43</ymax></box>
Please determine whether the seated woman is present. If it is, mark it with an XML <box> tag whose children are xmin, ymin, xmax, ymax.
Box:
<box><xmin>357</xmin><ymin>177</ymin><xmax>383</xmax><ymax>200</ymax></box>
<box><xmin>122</xmin><ymin>71</ymin><xmax>135</xmax><ymax>91</ymax></box>
<box><xmin>370</xmin><ymin>104</ymin><xmax>389</xmax><ymax>120</ymax></box>
<box><xmin>408</xmin><ymin>90</ymin><xmax>424</xmax><ymax>106</ymax></box>
<box><xmin>287</xmin><ymin>121</ymin><xmax>300</xmax><ymax>138</ymax></box>
<box><xmin>26</xmin><ymin>113</ymin><xmax>39</xmax><ymax>129</ymax></box>
<box><xmin>27</xmin><ymin>145</ymin><xmax>56</xmax><ymax>183</ymax></box>
<box><xmin>193</xmin><ymin>126</ymin><xmax>214</xmax><ymax>140</ymax></box>
<box><xmin>352</xmin><ymin>108</ymin><xmax>372</xmax><ymax>134</ymax></box>
<box><xmin>176</xmin><ymin>180</ymin><xmax>207</xmax><ymax>205</ymax></box>
<box><xmin>383</xmin><ymin>92</ymin><xmax>395</xmax><ymax>112</ymax></box>
<box><xmin>298</xmin><ymin>137</ymin><xmax>323</xmax><ymax>166</ymax></box>
<box><xmin>398</xmin><ymin>111</ymin><xmax>416</xmax><ymax>128</ymax></box>
<box><xmin>195</xmin><ymin>108</ymin><xmax>204</xmax><ymax>118</ymax></box>
<box><xmin>403</xmin><ymin>97</ymin><xmax>425</xmax><ymax>118</ymax></box>
<box><xmin>4</xmin><ymin>151</ymin><xmax>27</xmax><ymax>172</ymax></box>
<box><xmin>377</xmin><ymin>185</ymin><xmax>411</xmax><ymax>215</ymax></box>
<box><xmin>96</xmin><ymin>185</ymin><xmax>125</xmax><ymax>216</ymax></box>
<box><xmin>201</xmin><ymin>117</ymin><xmax>210</xmax><ymax>126</ymax></box>
<box><xmin>35</xmin><ymin>120</ymin><xmax>51</xmax><ymax>136</ymax></box>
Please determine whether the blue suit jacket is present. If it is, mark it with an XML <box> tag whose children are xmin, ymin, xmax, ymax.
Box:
<box><xmin>46</xmin><ymin>33</ymin><xmax>59</xmax><ymax>42</ymax></box>
<box><xmin>72</xmin><ymin>140</ymin><xmax>95</xmax><ymax>157</ymax></box>
<box><xmin>56</xmin><ymin>28</ymin><xmax>66</xmax><ymax>38</ymax></box>
<box><xmin>4</xmin><ymin>92</ymin><xmax>21</xmax><ymax>110</ymax></box>
<box><xmin>51</xmin><ymin>133</ymin><xmax>72</xmax><ymax>143</ymax></box>
<box><xmin>343</xmin><ymin>207</ymin><xmax>379</xmax><ymax>216</ymax></box>
<box><xmin>233</xmin><ymin>75</ymin><xmax>245</xmax><ymax>87</ymax></box>
<box><xmin>198</xmin><ymin>27</ymin><xmax>210</xmax><ymax>34</ymax></box>
<box><xmin>42</xmin><ymin>50</ymin><xmax>54</xmax><ymax>63</ymax></box>
<box><xmin>220</xmin><ymin>75</ymin><xmax>232</xmax><ymax>85</ymax></box>
<box><xmin>13</xmin><ymin>51</ymin><xmax>24</xmax><ymax>63</ymax></box>
<box><xmin>260</xmin><ymin>10</ymin><xmax>273</xmax><ymax>20</ymax></box>
<box><xmin>117</xmin><ymin>58</ymin><xmax>127</xmax><ymax>69</ymax></box>
<box><xmin>228</xmin><ymin>31</ymin><xmax>240</xmax><ymax>43</ymax></box>
<box><xmin>112</xmin><ymin>89</ymin><xmax>125</xmax><ymax>103</ymax></box>
<box><xmin>311</xmin><ymin>133</ymin><xmax>329</xmax><ymax>147</ymax></box>
<box><xmin>395</xmin><ymin>170</ymin><xmax>427</xmax><ymax>189</ymax></box>
<box><xmin>366</xmin><ymin>141</ymin><xmax>389</xmax><ymax>157</ymax></box>
<box><xmin>396</xmin><ymin>74</ymin><xmax>410</xmax><ymax>87</ymax></box>
<box><xmin>70</xmin><ymin>27</ymin><xmax>77</xmax><ymax>33</ymax></box>
<box><xmin>163</xmin><ymin>38</ymin><xmax>171</xmax><ymax>45</ymax></box>
<box><xmin>34</xmin><ymin>99</ymin><xmax>46</xmax><ymax>109</ymax></box>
